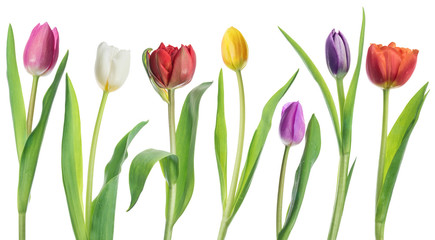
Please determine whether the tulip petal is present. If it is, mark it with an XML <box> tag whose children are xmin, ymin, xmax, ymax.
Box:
<box><xmin>95</xmin><ymin>42</ymin><xmax>119</xmax><ymax>91</ymax></box>
<box><xmin>394</xmin><ymin>49</ymin><xmax>418</xmax><ymax>87</ymax></box>
<box><xmin>150</xmin><ymin>49</ymin><xmax>172</xmax><ymax>88</ymax></box>
<box><xmin>107</xmin><ymin>50</ymin><xmax>130</xmax><ymax>92</ymax></box>
<box><xmin>23</xmin><ymin>22</ymin><xmax>55</xmax><ymax>76</ymax></box>
<box><xmin>44</xmin><ymin>27</ymin><xmax>59</xmax><ymax>75</ymax></box>
<box><xmin>169</xmin><ymin>45</ymin><xmax>195</xmax><ymax>89</ymax></box>
<box><xmin>325</xmin><ymin>30</ymin><xmax>340</xmax><ymax>75</ymax></box>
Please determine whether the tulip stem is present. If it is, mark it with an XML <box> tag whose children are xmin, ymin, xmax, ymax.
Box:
<box><xmin>85</xmin><ymin>90</ymin><xmax>109</xmax><ymax>234</ymax></box>
<box><xmin>19</xmin><ymin>212</ymin><xmax>25</xmax><ymax>240</ymax></box>
<box><xmin>375</xmin><ymin>89</ymin><xmax>389</xmax><ymax>240</ymax></box>
<box><xmin>164</xmin><ymin>89</ymin><xmax>177</xmax><ymax>240</ymax></box>
<box><xmin>218</xmin><ymin>70</ymin><xmax>246</xmax><ymax>240</ymax></box>
<box><xmin>336</xmin><ymin>77</ymin><xmax>345</xmax><ymax>122</ymax></box>
<box><xmin>26</xmin><ymin>75</ymin><xmax>40</xmax><ymax>136</ymax></box>
<box><xmin>276</xmin><ymin>145</ymin><xmax>291</xmax><ymax>236</ymax></box>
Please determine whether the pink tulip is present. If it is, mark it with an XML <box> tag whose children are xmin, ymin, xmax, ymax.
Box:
<box><xmin>23</xmin><ymin>22</ymin><xmax>59</xmax><ymax>76</ymax></box>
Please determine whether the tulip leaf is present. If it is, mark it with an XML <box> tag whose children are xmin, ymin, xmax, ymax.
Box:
<box><xmin>278</xmin><ymin>114</ymin><xmax>321</xmax><ymax>240</ymax></box>
<box><xmin>61</xmin><ymin>75</ymin><xmax>88</xmax><ymax>240</ymax></box>
<box><xmin>345</xmin><ymin>158</ymin><xmax>357</xmax><ymax>199</ymax></box>
<box><xmin>90</xmin><ymin>121</ymin><xmax>147</xmax><ymax>240</ymax></box>
<box><xmin>127</xmin><ymin>149</ymin><xmax>179</xmax><ymax>211</ymax></box>
<box><xmin>231</xmin><ymin>70</ymin><xmax>298</xmax><ymax>219</ymax></box>
<box><xmin>173</xmin><ymin>81</ymin><xmax>212</xmax><ymax>221</ymax></box>
<box><xmin>142</xmin><ymin>48</ymin><xmax>169</xmax><ymax>103</ymax></box>
<box><xmin>17</xmin><ymin>51</ymin><xmax>69</xmax><ymax>214</ymax></box>
<box><xmin>6</xmin><ymin>24</ymin><xmax>27</xmax><ymax>160</ymax></box>
<box><xmin>215</xmin><ymin>69</ymin><xmax>228</xmax><ymax>208</ymax></box>
<box><xmin>342</xmin><ymin>9</ymin><xmax>366</xmax><ymax>156</ymax></box>
<box><xmin>279</xmin><ymin>27</ymin><xmax>341</xmax><ymax>148</ymax></box>
<box><xmin>376</xmin><ymin>83</ymin><xmax>428</xmax><ymax>225</ymax></box>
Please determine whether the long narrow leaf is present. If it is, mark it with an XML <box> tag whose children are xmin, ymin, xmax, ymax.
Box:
<box><xmin>376</xmin><ymin>83</ymin><xmax>428</xmax><ymax>224</ymax></box>
<box><xmin>231</xmin><ymin>70</ymin><xmax>299</xmax><ymax>219</ymax></box>
<box><xmin>61</xmin><ymin>75</ymin><xmax>87</xmax><ymax>240</ymax></box>
<box><xmin>279</xmin><ymin>27</ymin><xmax>341</xmax><ymax>147</ymax></box>
<box><xmin>342</xmin><ymin>9</ymin><xmax>366</xmax><ymax>155</ymax></box>
<box><xmin>173</xmin><ymin>81</ymin><xmax>212</xmax><ymax>221</ymax></box>
<box><xmin>90</xmin><ymin>121</ymin><xmax>147</xmax><ymax>240</ymax></box>
<box><xmin>6</xmin><ymin>24</ymin><xmax>27</xmax><ymax>160</ymax></box>
<box><xmin>17</xmin><ymin>52</ymin><xmax>69</xmax><ymax>214</ymax></box>
<box><xmin>127</xmin><ymin>149</ymin><xmax>178</xmax><ymax>211</ymax></box>
<box><xmin>215</xmin><ymin>69</ymin><xmax>228</xmax><ymax>208</ymax></box>
<box><xmin>278</xmin><ymin>115</ymin><xmax>321</xmax><ymax>240</ymax></box>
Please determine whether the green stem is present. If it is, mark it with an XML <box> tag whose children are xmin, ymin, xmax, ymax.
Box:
<box><xmin>327</xmin><ymin>152</ymin><xmax>350</xmax><ymax>240</ymax></box>
<box><xmin>276</xmin><ymin>145</ymin><xmax>291</xmax><ymax>236</ymax></box>
<box><xmin>217</xmin><ymin>70</ymin><xmax>246</xmax><ymax>240</ymax></box>
<box><xmin>85</xmin><ymin>90</ymin><xmax>109</xmax><ymax>233</ymax></box>
<box><xmin>164</xmin><ymin>89</ymin><xmax>177</xmax><ymax>240</ymax></box>
<box><xmin>376</xmin><ymin>89</ymin><xmax>389</xmax><ymax>201</ymax></box>
<box><xmin>375</xmin><ymin>89</ymin><xmax>389</xmax><ymax>240</ymax></box>
<box><xmin>19</xmin><ymin>212</ymin><xmax>25</xmax><ymax>240</ymax></box>
<box><xmin>336</xmin><ymin>77</ymin><xmax>345</xmax><ymax>123</ymax></box>
<box><xmin>26</xmin><ymin>75</ymin><xmax>40</xmax><ymax>136</ymax></box>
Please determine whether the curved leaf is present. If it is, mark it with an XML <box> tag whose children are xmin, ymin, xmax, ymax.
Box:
<box><xmin>278</xmin><ymin>114</ymin><xmax>321</xmax><ymax>240</ymax></box>
<box><xmin>6</xmin><ymin>24</ymin><xmax>27</xmax><ymax>160</ymax></box>
<box><xmin>127</xmin><ymin>149</ymin><xmax>178</xmax><ymax>211</ymax></box>
<box><xmin>62</xmin><ymin>75</ymin><xmax>87</xmax><ymax>239</ymax></box>
<box><xmin>214</xmin><ymin>69</ymin><xmax>228</xmax><ymax>208</ymax></box>
<box><xmin>376</xmin><ymin>83</ymin><xmax>428</xmax><ymax>224</ymax></box>
<box><xmin>174</xmin><ymin>81</ymin><xmax>212</xmax><ymax>221</ymax></box>
<box><xmin>231</xmin><ymin>70</ymin><xmax>298</xmax><ymax>219</ymax></box>
<box><xmin>90</xmin><ymin>121</ymin><xmax>147</xmax><ymax>240</ymax></box>
<box><xmin>342</xmin><ymin>9</ymin><xmax>366</xmax><ymax>156</ymax></box>
<box><xmin>279</xmin><ymin>27</ymin><xmax>341</xmax><ymax>148</ymax></box>
<box><xmin>17</xmin><ymin>51</ymin><xmax>69</xmax><ymax>214</ymax></box>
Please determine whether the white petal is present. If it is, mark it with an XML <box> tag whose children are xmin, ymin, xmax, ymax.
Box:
<box><xmin>95</xmin><ymin>42</ymin><xmax>119</xmax><ymax>91</ymax></box>
<box><xmin>107</xmin><ymin>49</ymin><xmax>130</xmax><ymax>92</ymax></box>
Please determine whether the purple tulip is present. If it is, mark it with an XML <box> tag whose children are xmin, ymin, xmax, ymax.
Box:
<box><xmin>325</xmin><ymin>29</ymin><xmax>350</xmax><ymax>79</ymax></box>
<box><xmin>23</xmin><ymin>22</ymin><xmax>59</xmax><ymax>77</ymax></box>
<box><xmin>279</xmin><ymin>102</ymin><xmax>305</xmax><ymax>146</ymax></box>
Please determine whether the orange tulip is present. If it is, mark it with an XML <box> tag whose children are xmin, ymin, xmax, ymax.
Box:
<box><xmin>366</xmin><ymin>42</ymin><xmax>418</xmax><ymax>89</ymax></box>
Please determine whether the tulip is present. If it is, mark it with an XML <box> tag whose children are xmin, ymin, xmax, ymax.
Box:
<box><xmin>148</xmin><ymin>43</ymin><xmax>196</xmax><ymax>89</ymax></box>
<box><xmin>366</xmin><ymin>42</ymin><xmax>419</xmax><ymax>89</ymax></box>
<box><xmin>221</xmin><ymin>27</ymin><xmax>248</xmax><ymax>71</ymax></box>
<box><xmin>23</xmin><ymin>22</ymin><xmax>59</xmax><ymax>76</ymax></box>
<box><xmin>325</xmin><ymin>29</ymin><xmax>350</xmax><ymax>79</ymax></box>
<box><xmin>95</xmin><ymin>42</ymin><xmax>131</xmax><ymax>92</ymax></box>
<box><xmin>279</xmin><ymin>102</ymin><xmax>305</xmax><ymax>146</ymax></box>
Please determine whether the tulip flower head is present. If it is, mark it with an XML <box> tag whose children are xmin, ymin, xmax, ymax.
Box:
<box><xmin>366</xmin><ymin>42</ymin><xmax>419</xmax><ymax>89</ymax></box>
<box><xmin>221</xmin><ymin>27</ymin><xmax>248</xmax><ymax>71</ymax></box>
<box><xmin>23</xmin><ymin>22</ymin><xmax>59</xmax><ymax>77</ymax></box>
<box><xmin>148</xmin><ymin>43</ymin><xmax>196</xmax><ymax>89</ymax></box>
<box><xmin>95</xmin><ymin>42</ymin><xmax>130</xmax><ymax>92</ymax></box>
<box><xmin>279</xmin><ymin>102</ymin><xmax>305</xmax><ymax>146</ymax></box>
<box><xmin>325</xmin><ymin>29</ymin><xmax>350</xmax><ymax>80</ymax></box>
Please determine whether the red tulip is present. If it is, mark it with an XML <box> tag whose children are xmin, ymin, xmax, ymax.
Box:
<box><xmin>366</xmin><ymin>42</ymin><xmax>418</xmax><ymax>89</ymax></box>
<box><xmin>148</xmin><ymin>43</ymin><xmax>196</xmax><ymax>89</ymax></box>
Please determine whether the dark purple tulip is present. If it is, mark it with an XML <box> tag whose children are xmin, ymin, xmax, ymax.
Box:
<box><xmin>325</xmin><ymin>29</ymin><xmax>350</xmax><ymax>79</ymax></box>
<box><xmin>279</xmin><ymin>102</ymin><xmax>305</xmax><ymax>146</ymax></box>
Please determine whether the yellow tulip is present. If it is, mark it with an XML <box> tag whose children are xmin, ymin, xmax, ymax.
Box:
<box><xmin>221</xmin><ymin>27</ymin><xmax>248</xmax><ymax>71</ymax></box>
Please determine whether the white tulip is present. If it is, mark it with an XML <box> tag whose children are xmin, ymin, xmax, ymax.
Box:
<box><xmin>95</xmin><ymin>42</ymin><xmax>130</xmax><ymax>92</ymax></box>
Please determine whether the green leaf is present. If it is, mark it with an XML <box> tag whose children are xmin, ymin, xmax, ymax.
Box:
<box><xmin>279</xmin><ymin>26</ymin><xmax>341</xmax><ymax>148</ymax></box>
<box><xmin>345</xmin><ymin>158</ymin><xmax>357</xmax><ymax>199</ymax></box>
<box><xmin>61</xmin><ymin>75</ymin><xmax>88</xmax><ymax>240</ymax></box>
<box><xmin>90</xmin><ymin>121</ymin><xmax>147</xmax><ymax>240</ymax></box>
<box><xmin>342</xmin><ymin>9</ymin><xmax>366</xmax><ymax>155</ymax></box>
<box><xmin>376</xmin><ymin>83</ymin><xmax>428</xmax><ymax>224</ymax></box>
<box><xmin>89</xmin><ymin>121</ymin><xmax>147</xmax><ymax>239</ymax></box>
<box><xmin>6</xmin><ymin>24</ymin><xmax>27</xmax><ymax>160</ymax></box>
<box><xmin>278</xmin><ymin>115</ymin><xmax>321</xmax><ymax>240</ymax></box>
<box><xmin>142</xmin><ymin>48</ymin><xmax>169</xmax><ymax>103</ymax></box>
<box><xmin>231</xmin><ymin>70</ymin><xmax>299</xmax><ymax>219</ymax></box>
<box><xmin>214</xmin><ymin>69</ymin><xmax>228</xmax><ymax>208</ymax></box>
<box><xmin>127</xmin><ymin>149</ymin><xmax>178</xmax><ymax>211</ymax></box>
<box><xmin>173</xmin><ymin>81</ymin><xmax>212</xmax><ymax>221</ymax></box>
<box><xmin>17</xmin><ymin>51</ymin><xmax>69</xmax><ymax>214</ymax></box>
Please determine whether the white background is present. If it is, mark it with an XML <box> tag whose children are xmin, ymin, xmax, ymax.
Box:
<box><xmin>0</xmin><ymin>0</ymin><xmax>434</xmax><ymax>239</ymax></box>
